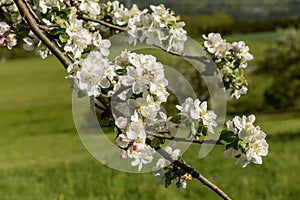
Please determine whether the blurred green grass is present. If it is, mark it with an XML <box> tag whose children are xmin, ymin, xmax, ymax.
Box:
<box><xmin>1</xmin><ymin>33</ymin><xmax>300</xmax><ymax>199</ymax></box>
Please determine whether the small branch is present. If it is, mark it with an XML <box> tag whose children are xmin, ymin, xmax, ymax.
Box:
<box><xmin>13</xmin><ymin>0</ymin><xmax>72</xmax><ymax>69</ymax></box>
<box><xmin>146</xmin><ymin>138</ymin><xmax>232</xmax><ymax>200</ymax></box>
<box><xmin>0</xmin><ymin>2</ymin><xmax>14</xmax><ymax>7</ymax></box>
<box><xmin>172</xmin><ymin>159</ymin><xmax>232</xmax><ymax>200</ymax></box>
<box><xmin>24</xmin><ymin>0</ymin><xmax>41</xmax><ymax>24</ymax></box>
<box><xmin>146</xmin><ymin>131</ymin><xmax>221</xmax><ymax>145</ymax></box>
<box><xmin>153</xmin><ymin>44</ymin><xmax>211</xmax><ymax>64</ymax></box>
<box><xmin>78</xmin><ymin>14</ymin><xmax>127</xmax><ymax>32</ymax></box>
<box><xmin>38</xmin><ymin>24</ymin><xmax>51</xmax><ymax>31</ymax></box>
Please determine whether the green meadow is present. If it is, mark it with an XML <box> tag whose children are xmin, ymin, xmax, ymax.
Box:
<box><xmin>1</xmin><ymin>32</ymin><xmax>300</xmax><ymax>200</ymax></box>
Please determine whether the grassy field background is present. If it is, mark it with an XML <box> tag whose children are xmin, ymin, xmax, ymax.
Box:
<box><xmin>1</xmin><ymin>32</ymin><xmax>300</xmax><ymax>199</ymax></box>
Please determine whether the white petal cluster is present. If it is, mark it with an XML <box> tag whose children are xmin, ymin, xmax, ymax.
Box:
<box><xmin>35</xmin><ymin>0</ymin><xmax>64</xmax><ymax>14</ymax></box>
<box><xmin>78</xmin><ymin>0</ymin><xmax>100</xmax><ymax>18</ymax></box>
<box><xmin>108</xmin><ymin>1</ymin><xmax>131</xmax><ymax>26</ymax></box>
<box><xmin>176</xmin><ymin>97</ymin><xmax>217</xmax><ymax>133</ymax></box>
<box><xmin>23</xmin><ymin>31</ymin><xmax>50</xmax><ymax>58</ymax></box>
<box><xmin>223</xmin><ymin>115</ymin><xmax>269</xmax><ymax>168</ymax></box>
<box><xmin>203</xmin><ymin>33</ymin><xmax>254</xmax><ymax>100</ymax></box>
<box><xmin>112</xmin><ymin>51</ymin><xmax>174</xmax><ymax>171</ymax></box>
<box><xmin>152</xmin><ymin>147</ymin><xmax>181</xmax><ymax>184</ymax></box>
<box><xmin>115</xmin><ymin>51</ymin><xmax>169</xmax><ymax>104</ymax></box>
<box><xmin>128</xmin><ymin>142</ymin><xmax>155</xmax><ymax>171</ymax></box>
<box><xmin>115</xmin><ymin>111</ymin><xmax>155</xmax><ymax>171</ymax></box>
<box><xmin>64</xmin><ymin>17</ymin><xmax>92</xmax><ymax>59</ymax></box>
<box><xmin>66</xmin><ymin>50</ymin><xmax>116</xmax><ymax>97</ymax></box>
<box><xmin>64</xmin><ymin>11</ymin><xmax>111</xmax><ymax>59</ymax></box>
<box><xmin>108</xmin><ymin>2</ymin><xmax>187</xmax><ymax>53</ymax></box>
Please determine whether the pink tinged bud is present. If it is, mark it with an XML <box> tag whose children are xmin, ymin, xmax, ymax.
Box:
<box><xmin>0</xmin><ymin>37</ymin><xmax>7</xmax><ymax>46</ymax></box>
<box><xmin>131</xmin><ymin>138</ymin><xmax>136</xmax><ymax>142</ymax></box>
<box><xmin>232</xmin><ymin>41</ymin><xmax>245</xmax><ymax>52</ymax></box>
<box><xmin>120</xmin><ymin>151</ymin><xmax>128</xmax><ymax>159</ymax></box>
<box><xmin>133</xmin><ymin>145</ymin><xmax>138</xmax><ymax>151</ymax></box>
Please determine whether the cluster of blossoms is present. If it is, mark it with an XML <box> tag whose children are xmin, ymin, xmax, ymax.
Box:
<box><xmin>203</xmin><ymin>33</ymin><xmax>254</xmax><ymax>100</ymax></box>
<box><xmin>66</xmin><ymin>49</ymin><xmax>115</xmax><ymax>96</ymax></box>
<box><xmin>108</xmin><ymin>2</ymin><xmax>187</xmax><ymax>53</ymax></box>
<box><xmin>66</xmin><ymin>48</ymin><xmax>172</xmax><ymax>172</ymax></box>
<box><xmin>176</xmin><ymin>97</ymin><xmax>217</xmax><ymax>134</ymax></box>
<box><xmin>113</xmin><ymin>51</ymin><xmax>170</xmax><ymax>171</ymax></box>
<box><xmin>222</xmin><ymin>115</ymin><xmax>269</xmax><ymax>168</ymax></box>
<box><xmin>23</xmin><ymin>31</ymin><xmax>51</xmax><ymax>59</ymax></box>
<box><xmin>27</xmin><ymin>1</ymin><xmax>187</xmax><ymax>60</ymax></box>
<box><xmin>0</xmin><ymin>21</ymin><xmax>17</xmax><ymax>49</ymax></box>
<box><xmin>152</xmin><ymin>146</ymin><xmax>192</xmax><ymax>189</ymax></box>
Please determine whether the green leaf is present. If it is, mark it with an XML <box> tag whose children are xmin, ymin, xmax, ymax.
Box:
<box><xmin>197</xmin><ymin>124</ymin><xmax>204</xmax><ymax>134</ymax></box>
<box><xmin>159</xmin><ymin>137</ymin><xmax>165</xmax><ymax>145</ymax></box>
<box><xmin>164</xmin><ymin>171</ymin><xmax>173</xmax><ymax>188</ymax></box>
<box><xmin>151</xmin><ymin>138</ymin><xmax>162</xmax><ymax>148</ymax></box>
<box><xmin>59</xmin><ymin>34</ymin><xmax>69</xmax><ymax>43</ymax></box>
<box><xmin>57</xmin><ymin>18</ymin><xmax>67</xmax><ymax>28</ymax></box>
<box><xmin>115</xmin><ymin>68</ymin><xmax>126</xmax><ymax>75</ymax></box>
<box><xmin>176</xmin><ymin>169</ymin><xmax>186</xmax><ymax>176</ymax></box>
<box><xmin>219</xmin><ymin>130</ymin><xmax>236</xmax><ymax>144</ymax></box>
<box><xmin>164</xmin><ymin>170</ymin><xmax>178</xmax><ymax>188</ymax></box>
<box><xmin>50</xmin><ymin>28</ymin><xmax>66</xmax><ymax>36</ymax></box>
<box><xmin>238</xmin><ymin>140</ymin><xmax>248</xmax><ymax>150</ymax></box>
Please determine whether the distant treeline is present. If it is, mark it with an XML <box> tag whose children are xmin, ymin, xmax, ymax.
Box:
<box><xmin>182</xmin><ymin>13</ymin><xmax>300</xmax><ymax>37</ymax></box>
<box><xmin>115</xmin><ymin>0</ymin><xmax>300</xmax><ymax>20</ymax></box>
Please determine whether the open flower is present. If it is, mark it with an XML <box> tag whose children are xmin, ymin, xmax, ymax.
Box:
<box><xmin>176</xmin><ymin>97</ymin><xmax>217</xmax><ymax>133</ymax></box>
<box><xmin>223</xmin><ymin>115</ymin><xmax>269</xmax><ymax>168</ymax></box>
<box><xmin>127</xmin><ymin>142</ymin><xmax>155</xmax><ymax>171</ymax></box>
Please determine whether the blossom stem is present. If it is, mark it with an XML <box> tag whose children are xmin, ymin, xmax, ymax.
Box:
<box><xmin>146</xmin><ymin>138</ymin><xmax>232</xmax><ymax>200</ymax></box>
<box><xmin>13</xmin><ymin>0</ymin><xmax>72</xmax><ymax>69</ymax></box>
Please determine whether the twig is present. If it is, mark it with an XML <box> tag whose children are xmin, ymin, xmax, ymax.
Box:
<box><xmin>152</xmin><ymin>44</ymin><xmax>211</xmax><ymax>65</ymax></box>
<box><xmin>146</xmin><ymin>131</ymin><xmax>222</xmax><ymax>145</ymax></box>
<box><xmin>146</xmin><ymin>138</ymin><xmax>232</xmax><ymax>200</ymax></box>
<box><xmin>78</xmin><ymin>14</ymin><xmax>127</xmax><ymax>32</ymax></box>
<box><xmin>13</xmin><ymin>0</ymin><xmax>72</xmax><ymax>69</ymax></box>
<box><xmin>24</xmin><ymin>0</ymin><xmax>41</xmax><ymax>24</ymax></box>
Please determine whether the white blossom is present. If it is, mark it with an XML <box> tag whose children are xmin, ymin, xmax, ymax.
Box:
<box><xmin>67</xmin><ymin>50</ymin><xmax>116</xmax><ymax>97</ymax></box>
<box><xmin>203</xmin><ymin>33</ymin><xmax>253</xmax><ymax>100</ymax></box>
<box><xmin>64</xmin><ymin>18</ymin><xmax>92</xmax><ymax>59</ymax></box>
<box><xmin>109</xmin><ymin>0</ymin><xmax>130</xmax><ymax>26</ymax></box>
<box><xmin>174</xmin><ymin>173</ymin><xmax>192</xmax><ymax>189</ymax></box>
<box><xmin>23</xmin><ymin>31</ymin><xmax>50</xmax><ymax>58</ymax></box>
<box><xmin>224</xmin><ymin>115</ymin><xmax>269</xmax><ymax>168</ymax></box>
<box><xmin>232</xmin><ymin>41</ymin><xmax>254</xmax><ymax>67</ymax></box>
<box><xmin>128</xmin><ymin>142</ymin><xmax>155</xmax><ymax>171</ymax></box>
<box><xmin>92</xmin><ymin>32</ymin><xmax>111</xmax><ymax>57</ymax></box>
<box><xmin>203</xmin><ymin>33</ymin><xmax>225</xmax><ymax>55</ymax></box>
<box><xmin>78</xmin><ymin>0</ymin><xmax>100</xmax><ymax>18</ymax></box>
<box><xmin>35</xmin><ymin>0</ymin><xmax>63</xmax><ymax>14</ymax></box>
<box><xmin>176</xmin><ymin>97</ymin><xmax>217</xmax><ymax>133</ymax></box>
<box><xmin>152</xmin><ymin>147</ymin><xmax>182</xmax><ymax>186</ymax></box>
